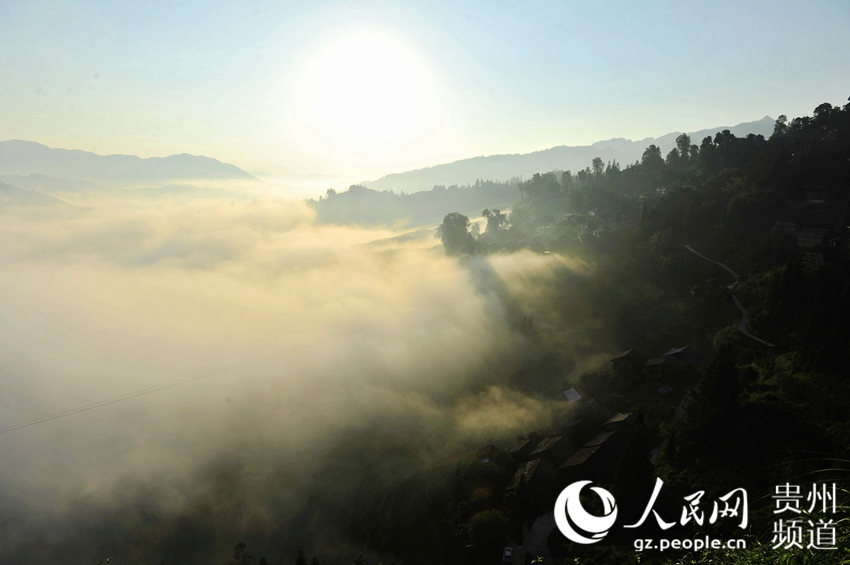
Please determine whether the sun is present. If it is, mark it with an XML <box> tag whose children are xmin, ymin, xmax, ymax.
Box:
<box><xmin>295</xmin><ymin>28</ymin><xmax>437</xmax><ymax>150</ymax></box>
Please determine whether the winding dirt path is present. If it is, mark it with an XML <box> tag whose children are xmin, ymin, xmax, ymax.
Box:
<box><xmin>684</xmin><ymin>245</ymin><xmax>774</xmax><ymax>347</ymax></box>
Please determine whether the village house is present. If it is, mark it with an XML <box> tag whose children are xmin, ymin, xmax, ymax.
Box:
<box><xmin>559</xmin><ymin>418</ymin><xmax>598</xmax><ymax>447</ymax></box>
<box><xmin>506</xmin><ymin>457</ymin><xmax>557</xmax><ymax>497</ymax></box>
<box><xmin>509</xmin><ymin>437</ymin><xmax>540</xmax><ymax>462</ymax></box>
<box><xmin>662</xmin><ymin>346</ymin><xmax>702</xmax><ymax>366</ymax></box>
<box><xmin>644</xmin><ymin>357</ymin><xmax>672</xmax><ymax>378</ymax></box>
<box><xmin>802</xmin><ymin>250</ymin><xmax>825</xmax><ymax>266</ymax></box>
<box><xmin>771</xmin><ymin>219</ymin><xmax>797</xmax><ymax>235</ymax></box>
<box><xmin>558</xmin><ymin>431</ymin><xmax>626</xmax><ymax>484</ymax></box>
<box><xmin>601</xmin><ymin>412</ymin><xmax>643</xmax><ymax>432</ymax></box>
<box><xmin>529</xmin><ymin>434</ymin><xmax>577</xmax><ymax>467</ymax></box>
<box><xmin>562</xmin><ymin>387</ymin><xmax>610</xmax><ymax>424</ymax></box>
<box><xmin>802</xmin><ymin>185</ymin><xmax>840</xmax><ymax>203</ymax></box>
<box><xmin>797</xmin><ymin>227</ymin><xmax>830</xmax><ymax>248</ymax></box>
<box><xmin>578</xmin><ymin>397</ymin><xmax>612</xmax><ymax>425</ymax></box>
<box><xmin>610</xmin><ymin>349</ymin><xmax>648</xmax><ymax>379</ymax></box>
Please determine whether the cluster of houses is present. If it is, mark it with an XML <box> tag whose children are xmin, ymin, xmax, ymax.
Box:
<box><xmin>770</xmin><ymin>185</ymin><xmax>850</xmax><ymax>266</ymax></box>
<box><xmin>609</xmin><ymin>346</ymin><xmax>702</xmax><ymax>389</ymax></box>
<box><xmin>463</xmin><ymin>386</ymin><xmax>647</xmax><ymax>503</ymax></box>
<box><xmin>474</xmin><ymin>205</ymin><xmax>626</xmax><ymax>255</ymax></box>
<box><xmin>461</xmin><ymin>345</ymin><xmax>702</xmax><ymax>503</ymax></box>
<box><xmin>772</xmin><ymin>219</ymin><xmax>839</xmax><ymax>266</ymax></box>
<box><xmin>557</xmin><ymin>211</ymin><xmax>614</xmax><ymax>245</ymax></box>
<box><xmin>500</xmin><ymin>388</ymin><xmax>641</xmax><ymax>501</ymax></box>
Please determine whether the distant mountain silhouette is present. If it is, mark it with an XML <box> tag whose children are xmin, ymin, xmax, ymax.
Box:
<box><xmin>0</xmin><ymin>140</ymin><xmax>256</xmax><ymax>185</ymax></box>
<box><xmin>363</xmin><ymin>117</ymin><xmax>775</xmax><ymax>193</ymax></box>
<box><xmin>0</xmin><ymin>173</ymin><xmax>103</xmax><ymax>193</ymax></box>
<box><xmin>0</xmin><ymin>180</ymin><xmax>71</xmax><ymax>206</ymax></box>
<box><xmin>590</xmin><ymin>116</ymin><xmax>775</xmax><ymax>154</ymax></box>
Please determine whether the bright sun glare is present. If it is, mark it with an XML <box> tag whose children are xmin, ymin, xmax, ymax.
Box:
<box><xmin>295</xmin><ymin>29</ymin><xmax>436</xmax><ymax>150</ymax></box>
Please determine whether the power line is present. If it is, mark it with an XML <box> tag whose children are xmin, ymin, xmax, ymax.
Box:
<box><xmin>0</xmin><ymin>258</ymin><xmax>544</xmax><ymax>436</ymax></box>
<box><xmin>0</xmin><ymin>348</ymin><xmax>289</xmax><ymax>435</ymax></box>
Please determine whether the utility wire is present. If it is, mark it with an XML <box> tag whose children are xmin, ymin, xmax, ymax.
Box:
<box><xmin>0</xmin><ymin>258</ymin><xmax>542</xmax><ymax>436</ymax></box>
<box><xmin>0</xmin><ymin>348</ymin><xmax>291</xmax><ymax>435</ymax></box>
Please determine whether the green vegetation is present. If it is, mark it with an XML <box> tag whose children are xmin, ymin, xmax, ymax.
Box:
<box><xmin>425</xmin><ymin>97</ymin><xmax>850</xmax><ymax>564</ymax></box>
<box><xmin>151</xmin><ymin>97</ymin><xmax>850</xmax><ymax>565</ymax></box>
<box><xmin>437</xmin><ymin>212</ymin><xmax>478</xmax><ymax>255</ymax></box>
<box><xmin>309</xmin><ymin>179</ymin><xmax>519</xmax><ymax>227</ymax></box>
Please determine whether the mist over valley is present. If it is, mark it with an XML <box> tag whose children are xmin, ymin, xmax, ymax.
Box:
<box><xmin>3</xmin><ymin>2</ymin><xmax>850</xmax><ymax>562</ymax></box>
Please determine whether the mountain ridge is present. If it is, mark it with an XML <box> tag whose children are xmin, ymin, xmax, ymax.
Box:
<box><xmin>362</xmin><ymin>116</ymin><xmax>775</xmax><ymax>193</ymax></box>
<box><xmin>0</xmin><ymin>140</ymin><xmax>257</xmax><ymax>185</ymax></box>
<box><xmin>0</xmin><ymin>180</ymin><xmax>72</xmax><ymax>207</ymax></box>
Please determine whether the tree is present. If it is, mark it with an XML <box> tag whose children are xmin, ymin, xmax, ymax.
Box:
<box><xmin>482</xmin><ymin>209</ymin><xmax>508</xmax><ymax>235</ymax></box>
<box><xmin>772</xmin><ymin>114</ymin><xmax>788</xmax><ymax>138</ymax></box>
<box><xmin>813</xmin><ymin>102</ymin><xmax>834</xmax><ymax>121</ymax></box>
<box><xmin>295</xmin><ymin>550</ymin><xmax>307</xmax><ymax>565</ymax></box>
<box><xmin>232</xmin><ymin>542</ymin><xmax>252</xmax><ymax>565</ymax></box>
<box><xmin>641</xmin><ymin>144</ymin><xmax>664</xmax><ymax>170</ymax></box>
<box><xmin>676</xmin><ymin>133</ymin><xmax>691</xmax><ymax>162</ymax></box>
<box><xmin>567</xmin><ymin>186</ymin><xmax>587</xmax><ymax>212</ymax></box>
<box><xmin>699</xmin><ymin>136</ymin><xmax>716</xmax><ymax>168</ymax></box>
<box><xmin>671</xmin><ymin>351</ymin><xmax>741</xmax><ymax>461</ymax></box>
<box><xmin>665</xmin><ymin>147</ymin><xmax>681</xmax><ymax>168</ymax></box>
<box><xmin>467</xmin><ymin>509</ymin><xmax>508</xmax><ymax>549</ymax></box>
<box><xmin>520</xmin><ymin>172</ymin><xmax>560</xmax><ymax>200</ymax></box>
<box><xmin>436</xmin><ymin>212</ymin><xmax>476</xmax><ymax>255</ymax></box>
<box><xmin>576</xmin><ymin>167</ymin><xmax>591</xmax><ymax>185</ymax></box>
<box><xmin>592</xmin><ymin>157</ymin><xmax>605</xmax><ymax>177</ymax></box>
<box><xmin>689</xmin><ymin>143</ymin><xmax>699</xmax><ymax>161</ymax></box>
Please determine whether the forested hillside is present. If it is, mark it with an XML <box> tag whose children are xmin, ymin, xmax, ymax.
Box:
<box><xmin>425</xmin><ymin>97</ymin><xmax>850</xmax><ymax>564</ymax></box>
<box><xmin>176</xmin><ymin>99</ymin><xmax>850</xmax><ymax>565</ymax></box>
<box><xmin>359</xmin><ymin>117</ymin><xmax>774</xmax><ymax>194</ymax></box>
<box><xmin>308</xmin><ymin>179</ymin><xmax>519</xmax><ymax>226</ymax></box>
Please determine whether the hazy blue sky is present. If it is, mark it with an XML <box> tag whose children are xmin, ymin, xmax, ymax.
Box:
<box><xmin>1</xmin><ymin>0</ymin><xmax>848</xmax><ymax>179</ymax></box>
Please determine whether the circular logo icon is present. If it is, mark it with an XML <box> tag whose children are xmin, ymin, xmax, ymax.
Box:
<box><xmin>554</xmin><ymin>480</ymin><xmax>618</xmax><ymax>544</ymax></box>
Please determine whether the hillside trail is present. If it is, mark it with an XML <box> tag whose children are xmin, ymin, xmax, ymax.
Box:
<box><xmin>684</xmin><ymin>245</ymin><xmax>775</xmax><ymax>347</ymax></box>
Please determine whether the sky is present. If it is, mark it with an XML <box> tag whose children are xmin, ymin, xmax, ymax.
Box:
<box><xmin>1</xmin><ymin>0</ymin><xmax>849</xmax><ymax>181</ymax></box>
